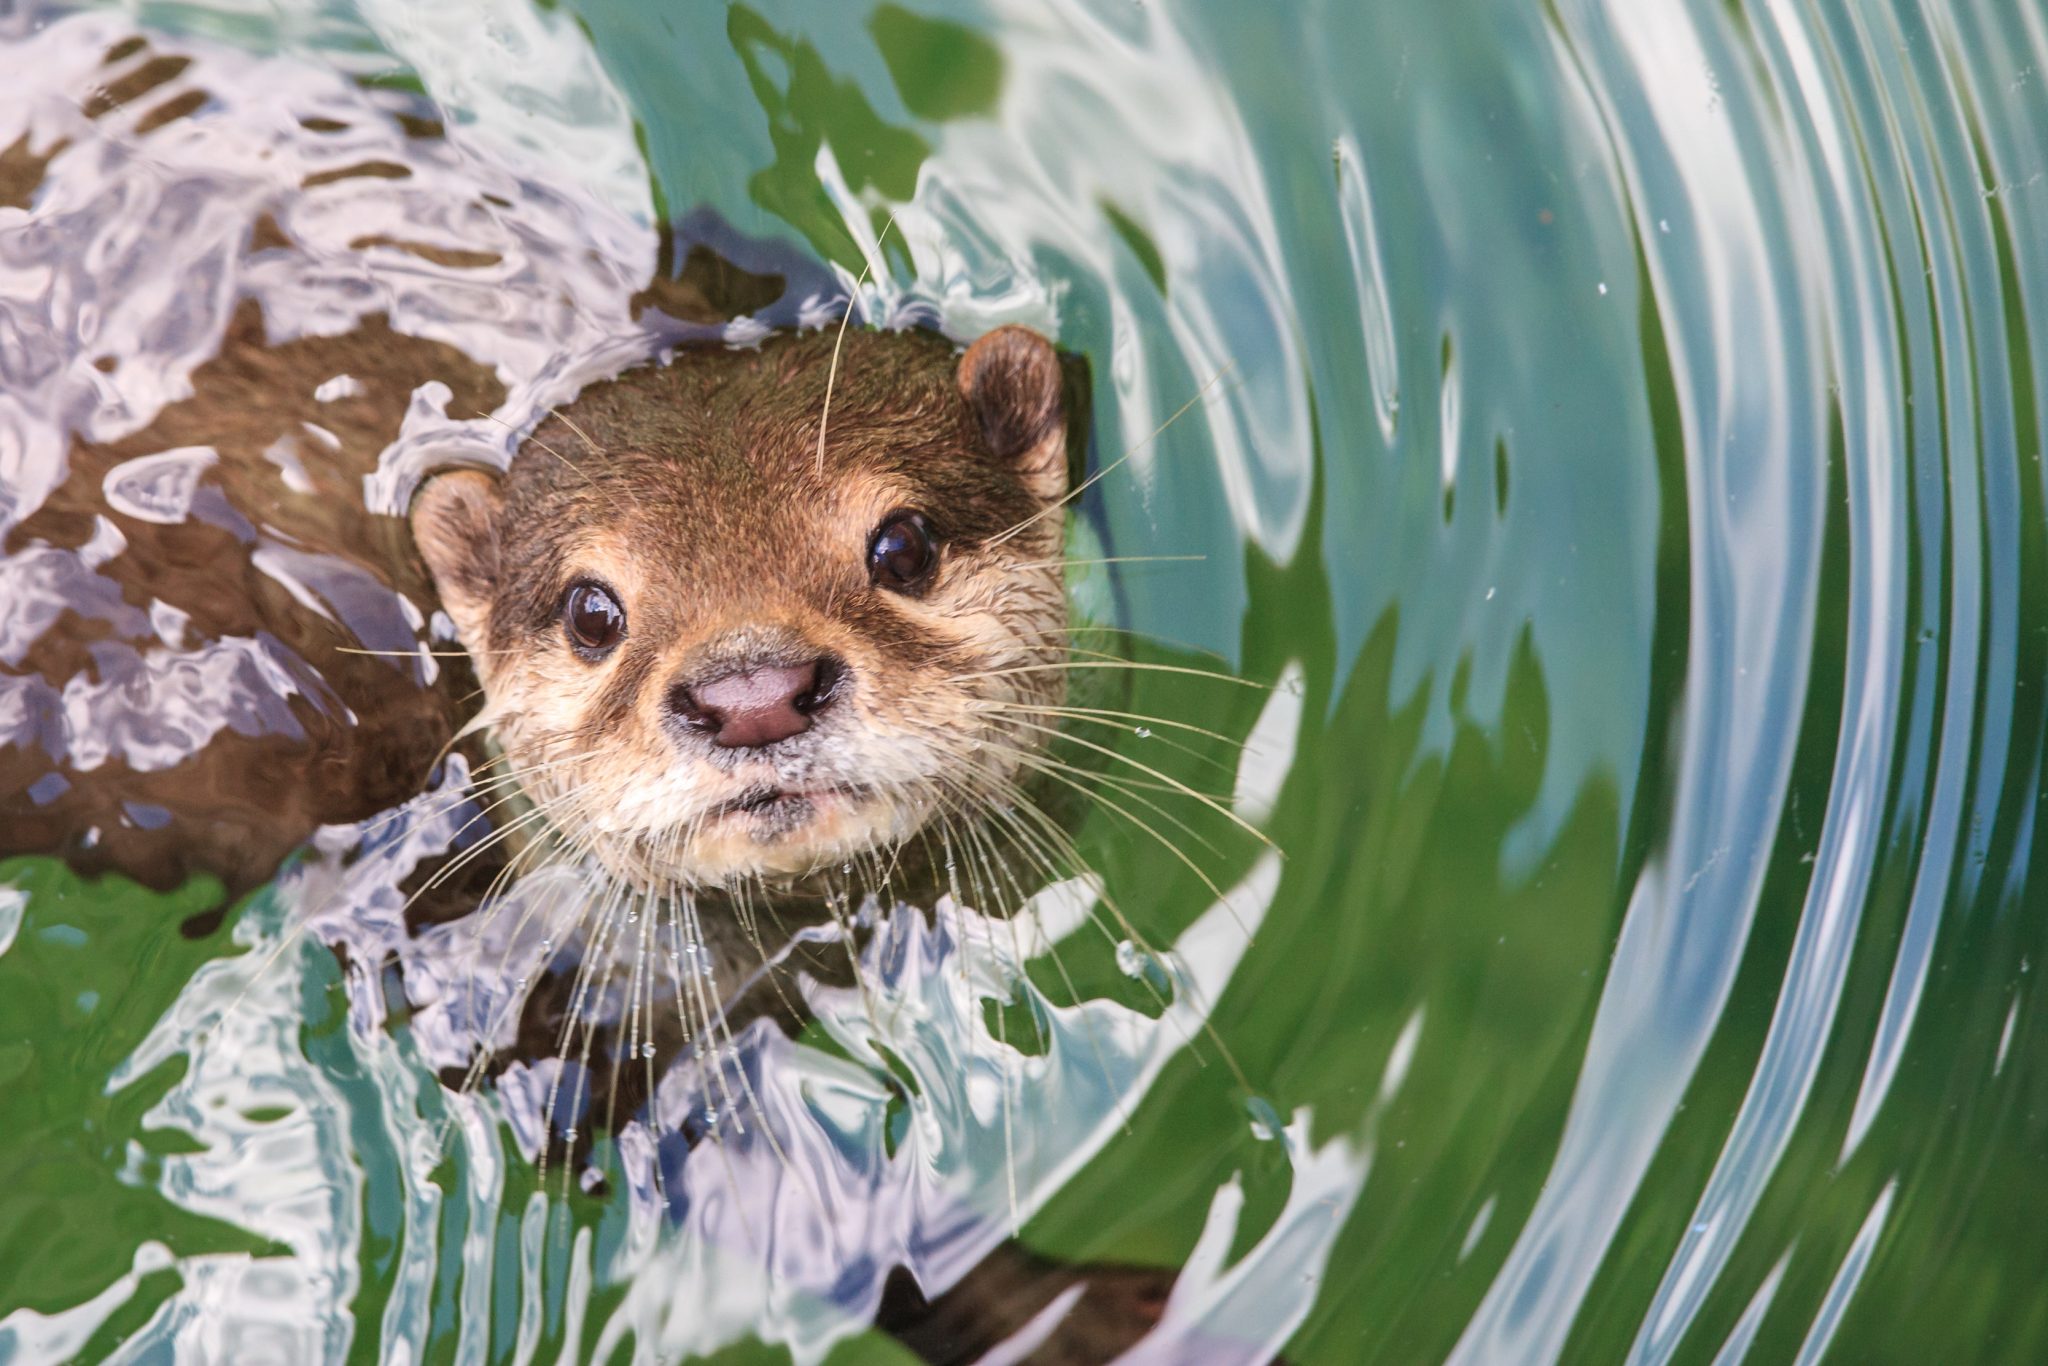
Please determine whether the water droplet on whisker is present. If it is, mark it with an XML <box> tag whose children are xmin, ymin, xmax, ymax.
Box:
<box><xmin>1246</xmin><ymin>1095</ymin><xmax>1283</xmax><ymax>1142</ymax></box>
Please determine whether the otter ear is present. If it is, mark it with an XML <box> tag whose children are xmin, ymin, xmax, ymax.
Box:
<box><xmin>959</xmin><ymin>324</ymin><xmax>1067</xmax><ymax>504</ymax></box>
<box><xmin>410</xmin><ymin>468</ymin><xmax>503</xmax><ymax>644</ymax></box>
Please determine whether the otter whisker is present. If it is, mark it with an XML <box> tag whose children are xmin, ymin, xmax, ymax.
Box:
<box><xmin>540</xmin><ymin>868</ymin><xmax>631</xmax><ymax>1187</ymax></box>
<box><xmin>981</xmin><ymin>713</ymin><xmax>1279</xmax><ymax>854</ymax></box>
<box><xmin>411</xmin><ymin>694</ymin><xmax>525</xmax><ymax>792</ymax></box>
<box><xmin>958</xmin><ymin>813</ymin><xmax>1046</xmax><ymax>1049</ymax></box>
<box><xmin>677</xmin><ymin>892</ymin><xmax>746</xmax><ymax>1136</ymax></box>
<box><xmin>966</xmin><ymin>621</ymin><xmax>1216</xmax><ymax>666</ymax></box>
<box><xmin>982</xmin><ymin>699</ymin><xmax>1253</xmax><ymax>754</ymax></box>
<box><xmin>931</xmin><ymin>811</ymin><xmax>1022</xmax><ymax>1224</ymax></box>
<box><xmin>819</xmin><ymin>875</ymin><xmax>882</xmax><ymax>1035</ymax></box>
<box><xmin>351</xmin><ymin>751</ymin><xmax>585</xmax><ymax>845</ymax></box>
<box><xmin>946</xmin><ymin>808</ymin><xmax>1055</xmax><ymax>1232</ymax></box>
<box><xmin>941</xmin><ymin>659</ymin><xmax>1280</xmax><ymax>690</ymax></box>
<box><xmin>719</xmin><ymin>874</ymin><xmax>805</xmax><ymax>1030</ymax></box>
<box><xmin>967</xmin><ymin>763</ymin><xmax>1253</xmax><ymax>1091</ymax></box>
<box><xmin>1003</xmin><ymin>749</ymin><xmax>1254</xmax><ymax>944</ymax></box>
<box><xmin>672</xmin><ymin>893</ymin><xmax>778</xmax><ymax>1261</ymax></box>
<box><xmin>470</xmin><ymin>407</ymin><xmax>632</xmax><ymax>523</ymax></box>
<box><xmin>661</xmin><ymin>894</ymin><xmax>697</xmax><ymax>1053</ymax></box>
<box><xmin>596</xmin><ymin>883</ymin><xmax>653</xmax><ymax>1190</ymax></box>
<box><xmin>946</xmin><ymin>766</ymin><xmax>1185</xmax><ymax>1025</ymax></box>
<box><xmin>1007</xmin><ymin>554</ymin><xmax>1208</xmax><ymax>572</ymax></box>
<box><xmin>637</xmin><ymin>892</ymin><xmax>674</xmax><ymax>1216</ymax></box>
<box><xmin>459</xmin><ymin>800</ymin><xmax>577</xmax><ymax>952</ymax></box>
<box><xmin>332</xmin><ymin>644</ymin><xmax>524</xmax><ymax>658</ymax></box>
<box><xmin>985</xmin><ymin>363</ymin><xmax>1234</xmax><ymax>549</ymax></box>
<box><xmin>961</xmin><ymin>795</ymin><xmax>1139</xmax><ymax>1136</ymax></box>
<box><xmin>981</xmin><ymin>706</ymin><xmax>1248</xmax><ymax>787</ymax></box>
<box><xmin>958</xmin><ymin>802</ymin><xmax>1040</xmax><ymax>1003</ymax></box>
<box><xmin>935</xmin><ymin>620</ymin><xmax>1241</xmax><ymax>672</ymax></box>
<box><xmin>992</xmin><ymin>639</ymin><xmax>1196</xmax><ymax>673</ymax></box>
<box><xmin>441</xmin><ymin>862</ymin><xmax>586</xmax><ymax>1157</ymax></box>
<box><xmin>401</xmin><ymin>792</ymin><xmax>564</xmax><ymax>913</ymax></box>
<box><xmin>562</xmin><ymin>867</ymin><xmax>647</xmax><ymax>1194</ymax></box>
<box><xmin>813</xmin><ymin>214</ymin><xmax>898</xmax><ymax>477</ymax></box>
<box><xmin>214</xmin><ymin>762</ymin><xmax>573</xmax><ymax>1039</ymax></box>
<box><xmin>958</xmin><ymin>737</ymin><xmax>1228</xmax><ymax>864</ymax></box>
<box><xmin>935</xmin><ymin>819</ymin><xmax>975</xmax><ymax>994</ymax></box>
<box><xmin>657</xmin><ymin>890</ymin><xmax>770</xmax><ymax>1249</ymax></box>
<box><xmin>544</xmin><ymin>405</ymin><xmax>603</xmax><ymax>459</ymax></box>
<box><xmin>683</xmin><ymin>893</ymin><xmax>806</xmax><ymax>1198</ymax></box>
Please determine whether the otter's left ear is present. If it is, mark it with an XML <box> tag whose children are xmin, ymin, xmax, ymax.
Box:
<box><xmin>959</xmin><ymin>324</ymin><xmax>1067</xmax><ymax>504</ymax></box>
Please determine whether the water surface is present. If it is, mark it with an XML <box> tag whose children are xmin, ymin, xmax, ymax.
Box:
<box><xmin>1</xmin><ymin>0</ymin><xmax>2045</xmax><ymax>1361</ymax></box>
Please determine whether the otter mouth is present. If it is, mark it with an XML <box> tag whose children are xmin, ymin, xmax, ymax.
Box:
<box><xmin>705</xmin><ymin>783</ymin><xmax>868</xmax><ymax>837</ymax></box>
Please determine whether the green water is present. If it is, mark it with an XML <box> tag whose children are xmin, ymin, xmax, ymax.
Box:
<box><xmin>4</xmin><ymin>0</ymin><xmax>2047</xmax><ymax>1361</ymax></box>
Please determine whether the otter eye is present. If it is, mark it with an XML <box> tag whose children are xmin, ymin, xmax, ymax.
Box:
<box><xmin>868</xmin><ymin>510</ymin><xmax>938</xmax><ymax>592</ymax></box>
<box><xmin>562</xmin><ymin>580</ymin><xmax>625</xmax><ymax>657</ymax></box>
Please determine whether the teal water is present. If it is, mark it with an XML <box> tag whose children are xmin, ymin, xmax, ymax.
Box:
<box><xmin>1</xmin><ymin>0</ymin><xmax>2045</xmax><ymax>1361</ymax></box>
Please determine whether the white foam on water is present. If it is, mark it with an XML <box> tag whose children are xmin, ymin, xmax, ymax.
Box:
<box><xmin>0</xmin><ymin>7</ymin><xmax>1343</xmax><ymax>1361</ymax></box>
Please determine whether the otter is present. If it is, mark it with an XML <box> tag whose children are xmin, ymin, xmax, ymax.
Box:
<box><xmin>409</xmin><ymin>322</ymin><xmax>1074</xmax><ymax>899</ymax></box>
<box><xmin>0</xmin><ymin>22</ymin><xmax>1192</xmax><ymax>1362</ymax></box>
<box><xmin>2</xmin><ymin>284</ymin><xmax>1168</xmax><ymax>1366</ymax></box>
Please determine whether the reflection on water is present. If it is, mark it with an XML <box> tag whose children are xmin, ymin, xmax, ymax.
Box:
<box><xmin>1</xmin><ymin>0</ymin><xmax>2046</xmax><ymax>1361</ymax></box>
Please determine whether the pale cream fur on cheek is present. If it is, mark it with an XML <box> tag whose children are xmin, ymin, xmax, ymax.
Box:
<box><xmin>474</xmin><ymin>532</ymin><xmax>679</xmax><ymax>805</ymax></box>
<box><xmin>453</xmin><ymin>508</ymin><xmax>1068</xmax><ymax>879</ymax></box>
<box><xmin>823</xmin><ymin>464</ymin><xmax>1070</xmax><ymax>751</ymax></box>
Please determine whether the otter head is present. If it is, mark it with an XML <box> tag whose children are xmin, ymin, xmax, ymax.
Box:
<box><xmin>410</xmin><ymin>325</ymin><xmax>1071</xmax><ymax>890</ymax></box>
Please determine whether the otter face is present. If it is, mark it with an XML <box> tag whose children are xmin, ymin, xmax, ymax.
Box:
<box><xmin>410</xmin><ymin>325</ymin><xmax>1071</xmax><ymax>889</ymax></box>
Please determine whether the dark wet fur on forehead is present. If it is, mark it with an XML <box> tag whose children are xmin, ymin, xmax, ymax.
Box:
<box><xmin>482</xmin><ymin>328</ymin><xmax>1046</xmax><ymax>649</ymax></box>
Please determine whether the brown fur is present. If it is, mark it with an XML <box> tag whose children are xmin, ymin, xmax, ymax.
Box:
<box><xmin>0</xmin><ymin>31</ymin><xmax>1184</xmax><ymax>1361</ymax></box>
<box><xmin>413</xmin><ymin>325</ymin><xmax>1072</xmax><ymax>891</ymax></box>
<box><xmin>1</xmin><ymin>302</ymin><xmax>503</xmax><ymax>897</ymax></box>
<box><xmin>0</xmin><ymin>30</ymin><xmax>509</xmax><ymax>899</ymax></box>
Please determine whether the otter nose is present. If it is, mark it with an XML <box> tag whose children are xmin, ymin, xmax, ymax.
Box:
<box><xmin>671</xmin><ymin>657</ymin><xmax>839</xmax><ymax>748</ymax></box>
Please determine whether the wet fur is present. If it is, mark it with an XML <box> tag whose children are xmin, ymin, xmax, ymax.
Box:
<box><xmin>413</xmin><ymin>326</ymin><xmax>1073</xmax><ymax>893</ymax></box>
<box><xmin>0</xmin><ymin>301</ymin><xmax>497</xmax><ymax>899</ymax></box>
<box><xmin>0</xmin><ymin>29</ymin><xmax>1186</xmax><ymax>1362</ymax></box>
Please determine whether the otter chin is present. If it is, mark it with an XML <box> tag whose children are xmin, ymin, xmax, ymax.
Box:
<box><xmin>410</xmin><ymin>323</ymin><xmax>1073</xmax><ymax>894</ymax></box>
<box><xmin>675</xmin><ymin>783</ymin><xmax>911</xmax><ymax>881</ymax></box>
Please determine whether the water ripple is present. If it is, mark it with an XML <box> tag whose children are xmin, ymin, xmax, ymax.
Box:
<box><xmin>3</xmin><ymin>0</ymin><xmax>2046</xmax><ymax>1360</ymax></box>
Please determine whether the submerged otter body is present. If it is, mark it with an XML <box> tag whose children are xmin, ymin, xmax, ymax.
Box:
<box><xmin>0</xmin><ymin>302</ymin><xmax>498</xmax><ymax>899</ymax></box>
<box><xmin>0</xmin><ymin>24</ymin><xmax>1190</xmax><ymax>1362</ymax></box>
<box><xmin>1</xmin><ymin>270</ymin><xmax>1165</xmax><ymax>1366</ymax></box>
<box><xmin>1</xmin><ymin>315</ymin><xmax>1074</xmax><ymax>906</ymax></box>
<box><xmin>0</xmin><ymin>19</ymin><xmax>1082</xmax><ymax>916</ymax></box>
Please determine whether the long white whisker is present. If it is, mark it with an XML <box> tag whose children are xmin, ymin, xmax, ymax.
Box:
<box><xmin>813</xmin><ymin>215</ymin><xmax>899</xmax><ymax>477</ymax></box>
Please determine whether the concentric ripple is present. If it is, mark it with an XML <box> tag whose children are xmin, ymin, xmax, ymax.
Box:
<box><xmin>0</xmin><ymin>0</ymin><xmax>2044</xmax><ymax>1362</ymax></box>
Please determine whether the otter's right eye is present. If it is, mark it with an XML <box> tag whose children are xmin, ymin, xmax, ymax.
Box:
<box><xmin>562</xmin><ymin>581</ymin><xmax>625</xmax><ymax>658</ymax></box>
